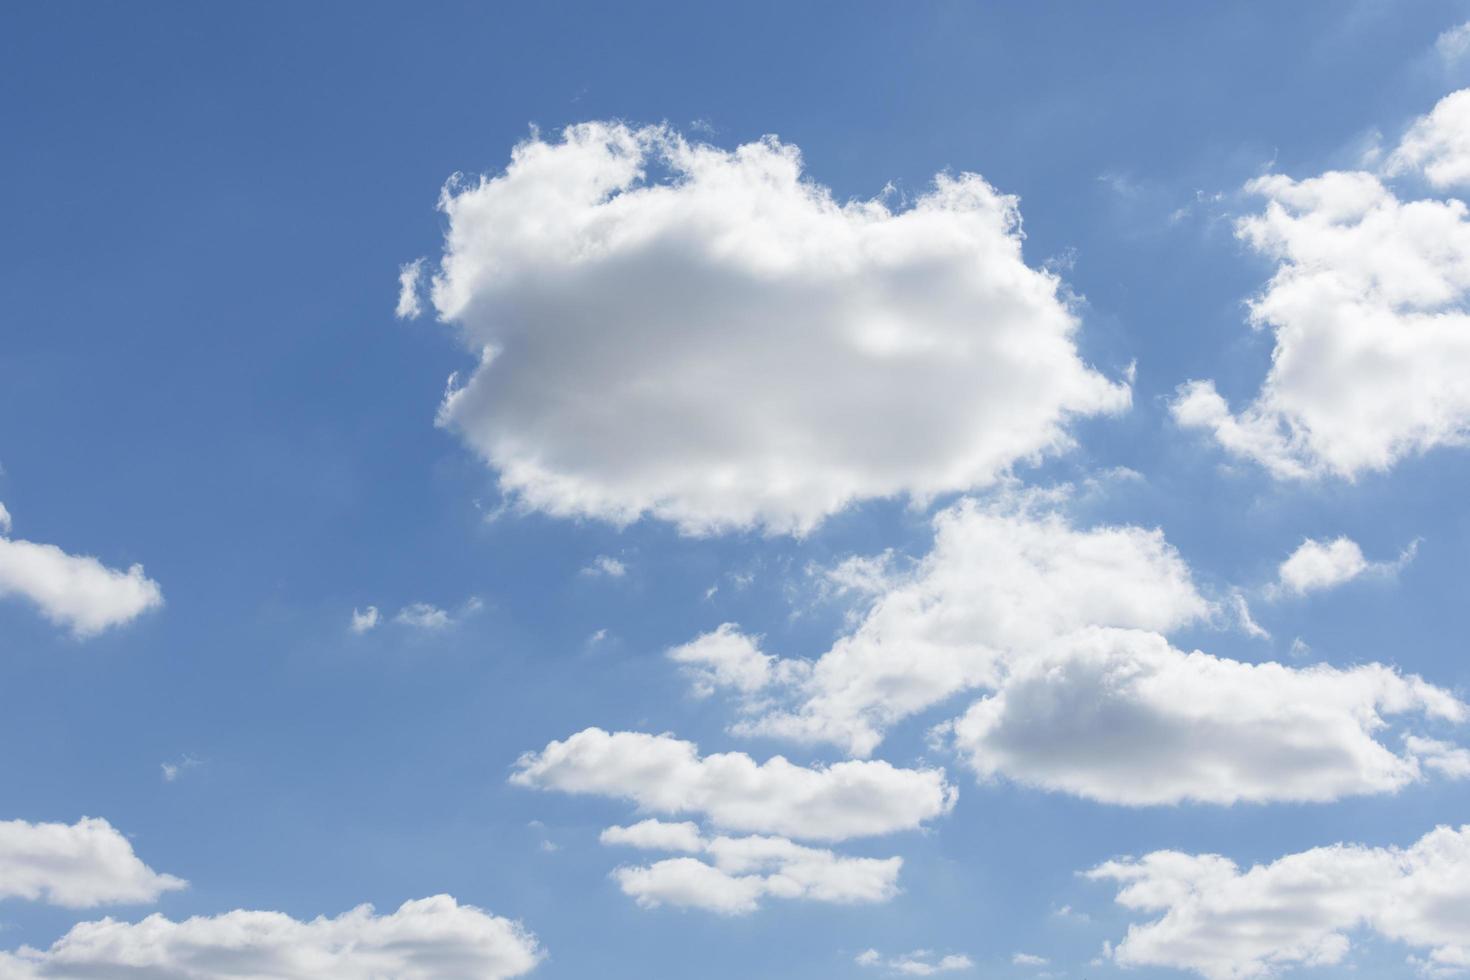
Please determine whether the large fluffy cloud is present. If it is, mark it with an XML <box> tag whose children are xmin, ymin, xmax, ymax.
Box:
<box><xmin>418</xmin><ymin>122</ymin><xmax>1130</xmax><ymax>534</ymax></box>
<box><xmin>509</xmin><ymin>728</ymin><xmax>955</xmax><ymax>841</ymax></box>
<box><xmin>944</xmin><ymin>626</ymin><xmax>1464</xmax><ymax>805</ymax></box>
<box><xmin>0</xmin><ymin>817</ymin><xmax>184</xmax><ymax>908</ymax></box>
<box><xmin>0</xmin><ymin>506</ymin><xmax>163</xmax><ymax>637</ymax></box>
<box><xmin>602</xmin><ymin>820</ymin><xmax>901</xmax><ymax>914</ymax></box>
<box><xmin>0</xmin><ymin>895</ymin><xmax>542</xmax><ymax>980</ymax></box>
<box><xmin>1087</xmin><ymin>824</ymin><xmax>1470</xmax><ymax>978</ymax></box>
<box><xmin>674</xmin><ymin>497</ymin><xmax>1214</xmax><ymax>756</ymax></box>
<box><xmin>1173</xmin><ymin>95</ymin><xmax>1470</xmax><ymax>478</ymax></box>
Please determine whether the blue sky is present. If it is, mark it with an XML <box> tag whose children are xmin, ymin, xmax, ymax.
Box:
<box><xmin>3</xmin><ymin>2</ymin><xmax>1470</xmax><ymax>978</ymax></box>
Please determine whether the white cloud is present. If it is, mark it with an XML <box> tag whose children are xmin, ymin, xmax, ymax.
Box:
<box><xmin>350</xmin><ymin>605</ymin><xmax>380</xmax><ymax>633</ymax></box>
<box><xmin>1088</xmin><ymin>824</ymin><xmax>1470</xmax><ymax>979</ymax></box>
<box><xmin>421</xmin><ymin>121</ymin><xmax>1130</xmax><ymax>535</ymax></box>
<box><xmin>160</xmin><ymin>755</ymin><xmax>202</xmax><ymax>783</ymax></box>
<box><xmin>1388</xmin><ymin>89</ymin><xmax>1470</xmax><ymax>189</ymax></box>
<box><xmin>1406</xmin><ymin>735</ymin><xmax>1470</xmax><ymax>778</ymax></box>
<box><xmin>667</xmin><ymin>624</ymin><xmax>805</xmax><ymax>698</ymax></box>
<box><xmin>944</xmin><ymin>625</ymin><xmax>1465</xmax><ymax>805</ymax></box>
<box><xmin>1274</xmin><ymin>535</ymin><xmax>1417</xmax><ymax>597</ymax></box>
<box><xmin>510</xmin><ymin>728</ymin><xmax>956</xmax><ymax>841</ymax></box>
<box><xmin>1012</xmin><ymin>952</ymin><xmax>1049</xmax><ymax>967</ymax></box>
<box><xmin>857</xmin><ymin>949</ymin><xmax>975</xmax><ymax>975</ymax></box>
<box><xmin>1437</xmin><ymin>23</ymin><xmax>1470</xmax><ymax>63</ymax></box>
<box><xmin>0</xmin><ymin>895</ymin><xmax>542</xmax><ymax>980</ymax></box>
<box><xmin>395</xmin><ymin>257</ymin><xmax>425</xmax><ymax>319</ymax></box>
<box><xmin>0</xmin><ymin>508</ymin><xmax>162</xmax><ymax>637</ymax></box>
<box><xmin>394</xmin><ymin>602</ymin><xmax>450</xmax><ymax>629</ymax></box>
<box><xmin>0</xmin><ymin>817</ymin><xmax>185</xmax><ymax>908</ymax></box>
<box><xmin>1173</xmin><ymin>133</ymin><xmax>1470</xmax><ymax>477</ymax></box>
<box><xmin>580</xmin><ymin>555</ymin><xmax>628</xmax><ymax>578</ymax></box>
<box><xmin>600</xmin><ymin>819</ymin><xmax>706</xmax><ymax>853</ymax></box>
<box><xmin>685</xmin><ymin>497</ymin><xmax>1213</xmax><ymax>756</ymax></box>
<box><xmin>605</xmin><ymin>822</ymin><xmax>902</xmax><ymax>914</ymax></box>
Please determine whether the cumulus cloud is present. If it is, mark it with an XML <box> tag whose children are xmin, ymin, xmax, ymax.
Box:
<box><xmin>510</xmin><ymin>728</ymin><xmax>955</xmax><ymax>841</ymax></box>
<box><xmin>394</xmin><ymin>602</ymin><xmax>450</xmax><ymax>629</ymax></box>
<box><xmin>1438</xmin><ymin>23</ymin><xmax>1470</xmax><ymax>64</ymax></box>
<box><xmin>0</xmin><ymin>817</ymin><xmax>185</xmax><ymax>908</ymax></box>
<box><xmin>1173</xmin><ymin>102</ymin><xmax>1470</xmax><ymax>478</ymax></box>
<box><xmin>349</xmin><ymin>605</ymin><xmax>380</xmax><ymax>633</ymax></box>
<box><xmin>944</xmin><ymin>626</ymin><xmax>1465</xmax><ymax>806</ymax></box>
<box><xmin>679</xmin><ymin>497</ymin><xmax>1213</xmax><ymax>756</ymax></box>
<box><xmin>857</xmin><ymin>949</ymin><xmax>975</xmax><ymax>975</ymax></box>
<box><xmin>603</xmin><ymin>820</ymin><xmax>901</xmax><ymax>914</ymax></box>
<box><xmin>1388</xmin><ymin>89</ymin><xmax>1470</xmax><ymax>189</ymax></box>
<box><xmin>1271</xmin><ymin>535</ymin><xmax>1418</xmax><ymax>597</ymax></box>
<box><xmin>1012</xmin><ymin>952</ymin><xmax>1049</xmax><ymax>967</ymax></box>
<box><xmin>419</xmin><ymin>121</ymin><xmax>1129</xmax><ymax>535</ymax></box>
<box><xmin>0</xmin><ymin>895</ymin><xmax>542</xmax><ymax>980</ymax></box>
<box><xmin>1088</xmin><ymin>824</ymin><xmax>1470</xmax><ymax>978</ymax></box>
<box><xmin>0</xmin><ymin>507</ymin><xmax>162</xmax><ymax>637</ymax></box>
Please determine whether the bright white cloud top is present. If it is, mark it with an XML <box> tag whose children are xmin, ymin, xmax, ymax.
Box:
<box><xmin>418</xmin><ymin>122</ymin><xmax>1130</xmax><ymax>534</ymax></box>
<box><xmin>0</xmin><ymin>505</ymin><xmax>163</xmax><ymax>637</ymax></box>
<box><xmin>1088</xmin><ymin>824</ymin><xmax>1470</xmax><ymax>978</ymax></box>
<box><xmin>856</xmin><ymin>948</ymin><xmax>975</xmax><ymax>975</ymax></box>
<box><xmin>0</xmin><ymin>817</ymin><xmax>184</xmax><ymax>908</ymax></box>
<box><xmin>510</xmin><ymin>727</ymin><xmax>956</xmax><ymax>841</ymax></box>
<box><xmin>0</xmin><ymin>895</ymin><xmax>542</xmax><ymax>980</ymax></box>
<box><xmin>603</xmin><ymin>820</ymin><xmax>901</xmax><ymax>914</ymax></box>
<box><xmin>1174</xmin><ymin>92</ymin><xmax>1470</xmax><ymax>479</ymax></box>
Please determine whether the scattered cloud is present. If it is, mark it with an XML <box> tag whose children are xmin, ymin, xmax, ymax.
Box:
<box><xmin>421</xmin><ymin>121</ymin><xmax>1129</xmax><ymax>535</ymax></box>
<box><xmin>510</xmin><ymin>727</ymin><xmax>956</xmax><ymax>841</ymax></box>
<box><xmin>603</xmin><ymin>820</ymin><xmax>901</xmax><ymax>914</ymax></box>
<box><xmin>0</xmin><ymin>895</ymin><xmax>542</xmax><ymax>980</ymax></box>
<box><xmin>390</xmin><ymin>598</ymin><xmax>482</xmax><ymax>630</ymax></box>
<box><xmin>581</xmin><ymin>555</ymin><xmax>628</xmax><ymax>578</ymax></box>
<box><xmin>0</xmin><ymin>817</ymin><xmax>185</xmax><ymax>908</ymax></box>
<box><xmin>678</xmin><ymin>496</ymin><xmax>1213</xmax><ymax>756</ymax></box>
<box><xmin>942</xmin><ymin>625</ymin><xmax>1465</xmax><ymax>805</ymax></box>
<box><xmin>1437</xmin><ymin>22</ymin><xmax>1470</xmax><ymax>63</ymax></box>
<box><xmin>350</xmin><ymin>605</ymin><xmax>380</xmax><ymax>633</ymax></box>
<box><xmin>1174</xmin><ymin>100</ymin><xmax>1470</xmax><ymax>478</ymax></box>
<box><xmin>1088</xmin><ymin>824</ymin><xmax>1470</xmax><ymax>978</ymax></box>
<box><xmin>1012</xmin><ymin>952</ymin><xmax>1049</xmax><ymax>967</ymax></box>
<box><xmin>395</xmin><ymin>257</ymin><xmax>425</xmax><ymax>319</ymax></box>
<box><xmin>1270</xmin><ymin>535</ymin><xmax>1416</xmax><ymax>597</ymax></box>
<box><xmin>857</xmin><ymin>948</ymin><xmax>974</xmax><ymax>975</ymax></box>
<box><xmin>0</xmin><ymin>505</ymin><xmax>162</xmax><ymax>637</ymax></box>
<box><xmin>160</xmin><ymin>755</ymin><xmax>202</xmax><ymax>783</ymax></box>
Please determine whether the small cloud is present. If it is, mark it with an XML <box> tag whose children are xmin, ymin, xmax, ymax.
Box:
<box><xmin>350</xmin><ymin>605</ymin><xmax>380</xmax><ymax>634</ymax></box>
<box><xmin>1229</xmin><ymin>592</ymin><xmax>1270</xmax><ymax>640</ymax></box>
<box><xmin>395</xmin><ymin>258</ymin><xmax>425</xmax><ymax>319</ymax></box>
<box><xmin>161</xmin><ymin>755</ymin><xmax>202</xmax><ymax>783</ymax></box>
<box><xmin>1012</xmin><ymin>952</ymin><xmax>1049</xmax><ymax>968</ymax></box>
<box><xmin>581</xmin><ymin>555</ymin><xmax>628</xmax><ymax>578</ymax></box>
<box><xmin>858</xmin><ymin>949</ymin><xmax>974</xmax><ymax>976</ymax></box>
<box><xmin>395</xmin><ymin>602</ymin><xmax>451</xmax><ymax>630</ymax></box>
<box><xmin>1271</xmin><ymin>536</ymin><xmax>1418</xmax><ymax>599</ymax></box>
<box><xmin>0</xmin><ymin>501</ymin><xmax>10</xmax><ymax>535</ymax></box>
<box><xmin>1051</xmin><ymin>903</ymin><xmax>1090</xmax><ymax>923</ymax></box>
<box><xmin>1289</xmin><ymin>637</ymin><xmax>1311</xmax><ymax>660</ymax></box>
<box><xmin>587</xmin><ymin>628</ymin><xmax>610</xmax><ymax>647</ymax></box>
<box><xmin>1437</xmin><ymin>21</ymin><xmax>1470</xmax><ymax>62</ymax></box>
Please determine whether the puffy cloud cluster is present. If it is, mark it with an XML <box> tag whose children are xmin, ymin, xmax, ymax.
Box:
<box><xmin>678</xmin><ymin>498</ymin><xmax>1212</xmax><ymax>756</ymax></box>
<box><xmin>602</xmin><ymin>820</ymin><xmax>901</xmax><ymax>914</ymax></box>
<box><xmin>0</xmin><ymin>817</ymin><xmax>184</xmax><ymax>908</ymax></box>
<box><xmin>0</xmin><ymin>895</ymin><xmax>542</xmax><ymax>980</ymax></box>
<box><xmin>510</xmin><ymin>728</ymin><xmax>955</xmax><ymax>841</ymax></box>
<box><xmin>1174</xmin><ymin>92</ymin><xmax>1470</xmax><ymax>479</ymax></box>
<box><xmin>419</xmin><ymin>121</ymin><xmax>1129</xmax><ymax>534</ymax></box>
<box><xmin>0</xmin><ymin>505</ymin><xmax>162</xmax><ymax>637</ymax></box>
<box><xmin>1088</xmin><ymin>824</ymin><xmax>1470</xmax><ymax>978</ymax></box>
<box><xmin>673</xmin><ymin>498</ymin><xmax>1467</xmax><ymax>805</ymax></box>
